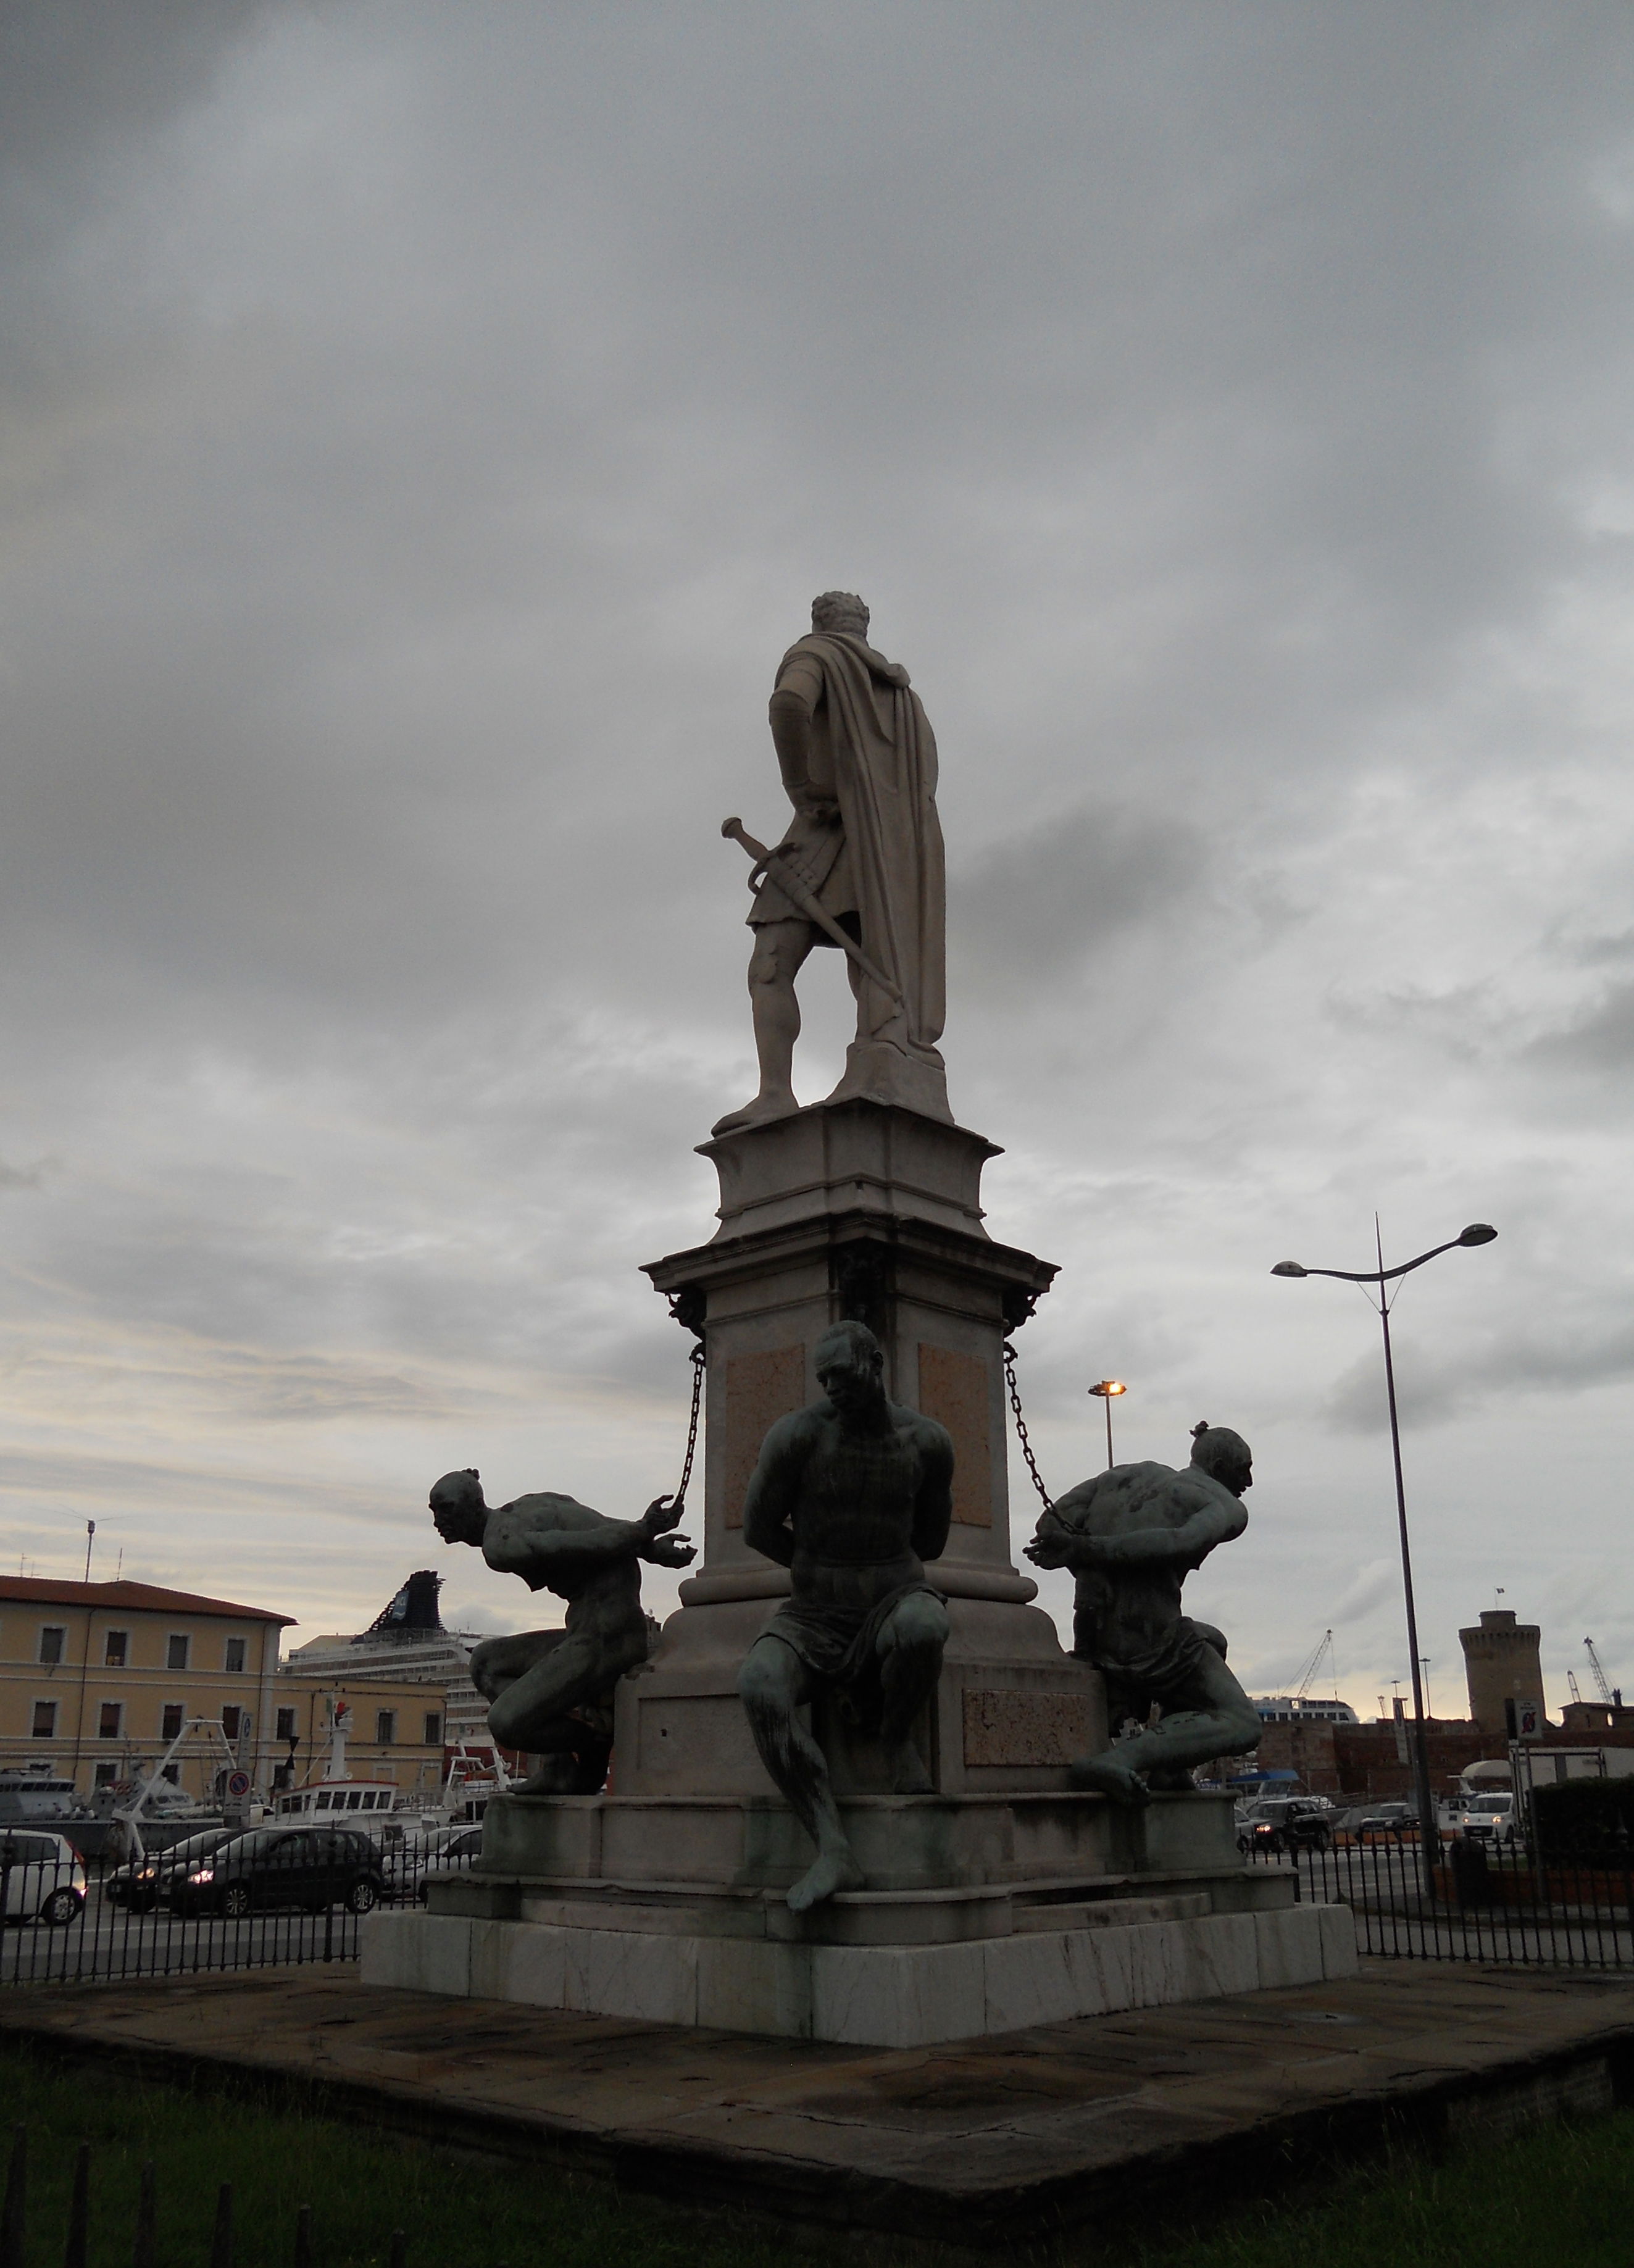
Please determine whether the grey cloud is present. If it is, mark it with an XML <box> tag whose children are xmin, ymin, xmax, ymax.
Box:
<box><xmin>2</xmin><ymin>4</ymin><xmax>1632</xmax><ymax>1696</ymax></box>
<box><xmin>1525</xmin><ymin>981</ymin><xmax>1634</xmax><ymax>1069</ymax></box>
<box><xmin>952</xmin><ymin>806</ymin><xmax>1202</xmax><ymax>1001</ymax></box>
<box><xmin>1324</xmin><ymin>1315</ymin><xmax>1634</xmax><ymax>1432</ymax></box>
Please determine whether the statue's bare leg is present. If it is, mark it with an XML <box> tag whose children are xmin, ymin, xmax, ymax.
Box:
<box><xmin>711</xmin><ymin>919</ymin><xmax>815</xmax><ymax>1136</ymax></box>
<box><xmin>1070</xmin><ymin>1649</ymin><xmax>1261</xmax><ymax>1806</ymax></box>
<box><xmin>875</xmin><ymin>1592</ymin><xmax>948</xmax><ymax>1794</ymax></box>
<box><xmin>483</xmin><ymin>1630</ymin><xmax>643</xmax><ymax>1792</ymax></box>
<box><xmin>738</xmin><ymin>1633</ymin><xmax>864</xmax><ymax>1909</ymax></box>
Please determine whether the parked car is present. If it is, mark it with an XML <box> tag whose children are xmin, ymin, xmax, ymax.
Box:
<box><xmin>167</xmin><ymin>1828</ymin><xmax>386</xmax><ymax>1919</ymax></box>
<box><xmin>1352</xmin><ymin>1803</ymin><xmax>1422</xmax><ymax>1844</ymax></box>
<box><xmin>0</xmin><ymin>1831</ymin><xmax>87</xmax><ymax>1926</ymax></box>
<box><xmin>414</xmin><ymin>1827</ymin><xmax>483</xmax><ymax>1902</ymax></box>
<box><xmin>376</xmin><ymin>1824</ymin><xmax>482</xmax><ymax>1903</ymax></box>
<box><xmin>1453</xmin><ymin>1791</ymin><xmax>1519</xmax><ymax>1848</ymax></box>
<box><xmin>106</xmin><ymin>1826</ymin><xmax>243</xmax><ymax>1912</ymax></box>
<box><xmin>1237</xmin><ymin>1798</ymin><xmax>1332</xmax><ymax>1855</ymax></box>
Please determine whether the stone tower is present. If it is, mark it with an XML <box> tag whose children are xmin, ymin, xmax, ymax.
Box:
<box><xmin>1460</xmin><ymin>1609</ymin><xmax>1546</xmax><ymax>1737</ymax></box>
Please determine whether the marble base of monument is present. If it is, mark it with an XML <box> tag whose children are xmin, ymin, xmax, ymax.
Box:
<box><xmin>361</xmin><ymin>1790</ymin><xmax>1356</xmax><ymax>2047</ymax></box>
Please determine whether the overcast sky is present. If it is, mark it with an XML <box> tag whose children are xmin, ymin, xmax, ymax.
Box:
<box><xmin>4</xmin><ymin>1</ymin><xmax>1633</xmax><ymax>1718</ymax></box>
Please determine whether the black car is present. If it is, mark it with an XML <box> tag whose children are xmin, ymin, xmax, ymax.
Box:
<box><xmin>167</xmin><ymin>1828</ymin><xmax>386</xmax><ymax>1919</ymax></box>
<box><xmin>107</xmin><ymin>1826</ymin><xmax>240</xmax><ymax>1912</ymax></box>
<box><xmin>1238</xmin><ymin>1799</ymin><xmax>1332</xmax><ymax>1855</ymax></box>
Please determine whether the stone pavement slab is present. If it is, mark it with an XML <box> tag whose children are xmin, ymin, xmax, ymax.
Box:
<box><xmin>4</xmin><ymin>1961</ymin><xmax>1633</xmax><ymax>2250</ymax></box>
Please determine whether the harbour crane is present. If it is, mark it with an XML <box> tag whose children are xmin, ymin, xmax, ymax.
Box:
<box><xmin>1585</xmin><ymin>1638</ymin><xmax>1614</xmax><ymax>1706</ymax></box>
<box><xmin>1292</xmin><ymin>1630</ymin><xmax>1335</xmax><ymax>1702</ymax></box>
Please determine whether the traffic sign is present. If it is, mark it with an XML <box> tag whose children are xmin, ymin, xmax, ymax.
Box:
<box><xmin>227</xmin><ymin>1770</ymin><xmax>251</xmax><ymax>1798</ymax></box>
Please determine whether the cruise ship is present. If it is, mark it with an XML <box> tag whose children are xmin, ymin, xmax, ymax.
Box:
<box><xmin>280</xmin><ymin>1571</ymin><xmax>492</xmax><ymax>1756</ymax></box>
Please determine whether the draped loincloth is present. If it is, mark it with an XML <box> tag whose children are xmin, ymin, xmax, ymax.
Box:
<box><xmin>761</xmin><ymin>1577</ymin><xmax>944</xmax><ymax>1735</ymax></box>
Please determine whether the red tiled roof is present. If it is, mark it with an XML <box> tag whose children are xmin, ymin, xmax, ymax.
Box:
<box><xmin>0</xmin><ymin>1577</ymin><xmax>293</xmax><ymax>1625</ymax></box>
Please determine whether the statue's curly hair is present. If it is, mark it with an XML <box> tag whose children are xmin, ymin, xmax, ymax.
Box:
<box><xmin>811</xmin><ymin>590</ymin><xmax>869</xmax><ymax>633</ymax></box>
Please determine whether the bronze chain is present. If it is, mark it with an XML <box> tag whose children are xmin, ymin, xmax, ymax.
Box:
<box><xmin>1002</xmin><ymin>1340</ymin><xmax>1053</xmax><ymax>1511</ymax></box>
<box><xmin>672</xmin><ymin>1342</ymin><xmax>706</xmax><ymax>1511</ymax></box>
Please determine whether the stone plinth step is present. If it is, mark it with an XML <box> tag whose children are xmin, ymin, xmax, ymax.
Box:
<box><xmin>361</xmin><ymin>1897</ymin><xmax>1356</xmax><ymax>2048</ymax></box>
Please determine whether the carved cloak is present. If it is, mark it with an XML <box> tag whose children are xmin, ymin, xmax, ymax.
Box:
<box><xmin>770</xmin><ymin>630</ymin><xmax>947</xmax><ymax>1062</ymax></box>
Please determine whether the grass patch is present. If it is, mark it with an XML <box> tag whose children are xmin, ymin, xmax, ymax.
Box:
<box><xmin>1131</xmin><ymin>2105</ymin><xmax>1634</xmax><ymax>2268</ymax></box>
<box><xmin>2</xmin><ymin>2035</ymin><xmax>1634</xmax><ymax>2267</ymax></box>
<box><xmin>0</xmin><ymin>2040</ymin><xmax>857</xmax><ymax>2268</ymax></box>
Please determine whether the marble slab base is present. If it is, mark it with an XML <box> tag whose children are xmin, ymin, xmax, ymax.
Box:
<box><xmin>359</xmin><ymin>1895</ymin><xmax>1357</xmax><ymax>2048</ymax></box>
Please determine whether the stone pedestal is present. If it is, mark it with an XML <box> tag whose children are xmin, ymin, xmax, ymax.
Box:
<box><xmin>361</xmin><ymin>1095</ymin><xmax>1355</xmax><ymax>2039</ymax></box>
<box><xmin>626</xmin><ymin>1098</ymin><xmax>1103</xmax><ymax>1799</ymax></box>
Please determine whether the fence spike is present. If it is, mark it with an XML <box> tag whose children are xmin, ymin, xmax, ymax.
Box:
<box><xmin>132</xmin><ymin>2160</ymin><xmax>156</xmax><ymax>2268</ymax></box>
<box><xmin>64</xmin><ymin>2141</ymin><xmax>89</xmax><ymax>2268</ymax></box>
<box><xmin>388</xmin><ymin>2231</ymin><xmax>406</xmax><ymax>2268</ymax></box>
<box><xmin>0</xmin><ymin>2126</ymin><xmax>25</xmax><ymax>2268</ymax></box>
<box><xmin>293</xmin><ymin>2203</ymin><xmax>312</xmax><ymax>2268</ymax></box>
<box><xmin>211</xmin><ymin>2182</ymin><xmax>233</xmax><ymax>2268</ymax></box>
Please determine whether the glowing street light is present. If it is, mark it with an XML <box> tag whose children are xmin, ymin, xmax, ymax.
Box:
<box><xmin>1088</xmin><ymin>1378</ymin><xmax>1127</xmax><ymax>1470</ymax></box>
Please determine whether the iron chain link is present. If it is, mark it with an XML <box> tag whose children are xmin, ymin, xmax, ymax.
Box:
<box><xmin>1002</xmin><ymin>1339</ymin><xmax>1053</xmax><ymax>1512</ymax></box>
<box><xmin>672</xmin><ymin>1341</ymin><xmax>706</xmax><ymax>1512</ymax></box>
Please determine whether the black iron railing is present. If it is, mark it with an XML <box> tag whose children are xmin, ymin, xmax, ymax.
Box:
<box><xmin>0</xmin><ymin>2127</ymin><xmax>456</xmax><ymax>2268</ymax></box>
<box><xmin>1246</xmin><ymin>1825</ymin><xmax>1634</xmax><ymax>1968</ymax></box>
<box><xmin>0</xmin><ymin>1824</ymin><xmax>479</xmax><ymax>1989</ymax></box>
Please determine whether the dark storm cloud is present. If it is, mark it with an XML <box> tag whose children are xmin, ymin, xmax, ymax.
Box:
<box><xmin>2</xmin><ymin>2</ymin><xmax>1632</xmax><ymax>1677</ymax></box>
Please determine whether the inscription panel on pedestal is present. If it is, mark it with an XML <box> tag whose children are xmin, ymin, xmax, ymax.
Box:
<box><xmin>916</xmin><ymin>1343</ymin><xmax>992</xmax><ymax>1526</ymax></box>
<box><xmin>721</xmin><ymin>1346</ymin><xmax>807</xmax><ymax>1527</ymax></box>
<box><xmin>962</xmin><ymin>1688</ymin><xmax>1094</xmax><ymax>1767</ymax></box>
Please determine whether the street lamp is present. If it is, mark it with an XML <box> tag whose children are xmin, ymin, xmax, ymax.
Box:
<box><xmin>1272</xmin><ymin>1220</ymin><xmax>1496</xmax><ymax>1898</ymax></box>
<box><xmin>1088</xmin><ymin>1379</ymin><xmax>1127</xmax><ymax>1470</ymax></box>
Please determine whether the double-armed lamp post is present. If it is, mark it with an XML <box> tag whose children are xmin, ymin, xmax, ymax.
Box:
<box><xmin>1272</xmin><ymin>1220</ymin><xmax>1497</xmax><ymax>1899</ymax></box>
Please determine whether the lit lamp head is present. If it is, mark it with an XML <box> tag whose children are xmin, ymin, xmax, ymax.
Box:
<box><xmin>1088</xmin><ymin>1379</ymin><xmax>1127</xmax><ymax>1399</ymax></box>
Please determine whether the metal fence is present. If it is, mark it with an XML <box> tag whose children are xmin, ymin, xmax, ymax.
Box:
<box><xmin>1253</xmin><ymin>1828</ymin><xmax>1634</xmax><ymax>1969</ymax></box>
<box><xmin>0</xmin><ymin>1823</ymin><xmax>479</xmax><ymax>1990</ymax></box>
<box><xmin>0</xmin><ymin>2127</ymin><xmax>464</xmax><ymax>2268</ymax></box>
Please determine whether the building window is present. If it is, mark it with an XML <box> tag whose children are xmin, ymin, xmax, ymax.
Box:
<box><xmin>98</xmin><ymin>1702</ymin><xmax>122</xmax><ymax>1740</ymax></box>
<box><xmin>31</xmin><ymin>1701</ymin><xmax>57</xmax><ymax>1739</ymax></box>
<box><xmin>275</xmin><ymin>1707</ymin><xmax>297</xmax><ymax>1741</ymax></box>
<box><xmin>224</xmin><ymin>1637</ymin><xmax>246</xmax><ymax>1674</ymax></box>
<box><xmin>160</xmin><ymin>1703</ymin><xmax>184</xmax><ymax>1741</ymax></box>
<box><xmin>93</xmin><ymin>1761</ymin><xmax>119</xmax><ymax>1789</ymax></box>
<box><xmin>104</xmin><ymin>1630</ymin><xmax>128</xmax><ymax>1667</ymax></box>
<box><xmin>166</xmin><ymin>1635</ymin><xmax>190</xmax><ymax>1672</ymax></box>
<box><xmin>423</xmin><ymin>1712</ymin><xmax>443</xmax><ymax>1745</ymax></box>
<box><xmin>375</xmin><ymin>1711</ymin><xmax>396</xmax><ymax>1746</ymax></box>
<box><xmin>38</xmin><ymin>1627</ymin><xmax>65</xmax><ymax>1667</ymax></box>
<box><xmin>221</xmin><ymin>1706</ymin><xmax>242</xmax><ymax>1741</ymax></box>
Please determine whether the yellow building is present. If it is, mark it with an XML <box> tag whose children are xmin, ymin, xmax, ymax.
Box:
<box><xmin>0</xmin><ymin>1576</ymin><xmax>291</xmax><ymax>1803</ymax></box>
<box><xmin>271</xmin><ymin>1675</ymin><xmax>450</xmax><ymax>1802</ymax></box>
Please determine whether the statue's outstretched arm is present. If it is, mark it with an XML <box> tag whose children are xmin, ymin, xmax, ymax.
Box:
<box><xmin>485</xmin><ymin>1502</ymin><xmax>674</xmax><ymax>1577</ymax></box>
<box><xmin>1078</xmin><ymin>1498</ymin><xmax>1246</xmax><ymax>1569</ymax></box>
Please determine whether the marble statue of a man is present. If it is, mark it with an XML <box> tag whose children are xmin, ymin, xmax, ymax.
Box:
<box><xmin>712</xmin><ymin>591</ymin><xmax>949</xmax><ymax>1135</ymax></box>
<box><xmin>737</xmin><ymin>1320</ymin><xmax>954</xmax><ymax>1910</ymax></box>
<box><xmin>430</xmin><ymin>1470</ymin><xmax>693</xmax><ymax>1795</ymax></box>
<box><xmin>1023</xmin><ymin>1424</ymin><xmax>1263</xmax><ymax>1805</ymax></box>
